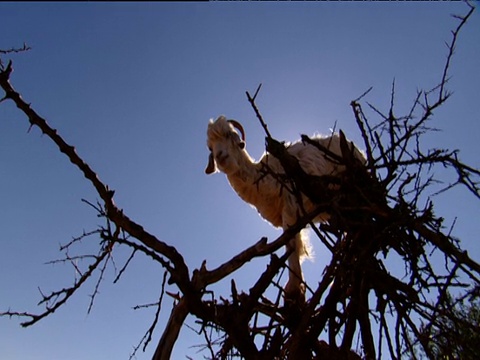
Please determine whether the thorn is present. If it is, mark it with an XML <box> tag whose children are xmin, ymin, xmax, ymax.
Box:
<box><xmin>6</xmin><ymin>60</ymin><xmax>13</xmax><ymax>75</ymax></box>
<box><xmin>165</xmin><ymin>291</ymin><xmax>181</xmax><ymax>301</ymax></box>
<box><xmin>200</xmin><ymin>259</ymin><xmax>207</xmax><ymax>272</ymax></box>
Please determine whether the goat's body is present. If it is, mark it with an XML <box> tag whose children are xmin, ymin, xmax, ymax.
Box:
<box><xmin>206</xmin><ymin>116</ymin><xmax>366</xmax><ymax>302</ymax></box>
<box><xmin>227</xmin><ymin>135</ymin><xmax>350</xmax><ymax>225</ymax></box>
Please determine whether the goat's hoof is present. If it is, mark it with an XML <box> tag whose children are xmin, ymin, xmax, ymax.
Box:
<box><xmin>283</xmin><ymin>285</ymin><xmax>306</xmax><ymax>328</ymax></box>
<box><xmin>284</xmin><ymin>283</ymin><xmax>306</xmax><ymax>307</ymax></box>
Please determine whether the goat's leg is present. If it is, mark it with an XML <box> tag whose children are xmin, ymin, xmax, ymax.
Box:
<box><xmin>284</xmin><ymin>232</ymin><xmax>306</xmax><ymax>305</ymax></box>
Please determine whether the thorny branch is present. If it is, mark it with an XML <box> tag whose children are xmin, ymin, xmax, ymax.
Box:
<box><xmin>130</xmin><ymin>271</ymin><xmax>169</xmax><ymax>359</ymax></box>
<box><xmin>0</xmin><ymin>43</ymin><xmax>30</xmax><ymax>69</ymax></box>
<box><xmin>246</xmin><ymin>83</ymin><xmax>272</xmax><ymax>139</ymax></box>
<box><xmin>1</xmin><ymin>4</ymin><xmax>479</xmax><ymax>360</ymax></box>
<box><xmin>1</xmin><ymin>229</ymin><xmax>112</xmax><ymax>327</ymax></box>
<box><xmin>194</xmin><ymin>5</ymin><xmax>479</xmax><ymax>359</ymax></box>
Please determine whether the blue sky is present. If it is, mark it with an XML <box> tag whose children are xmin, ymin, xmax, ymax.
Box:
<box><xmin>0</xmin><ymin>2</ymin><xmax>479</xmax><ymax>359</ymax></box>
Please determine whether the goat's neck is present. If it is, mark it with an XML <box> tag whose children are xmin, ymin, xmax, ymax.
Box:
<box><xmin>226</xmin><ymin>159</ymin><xmax>265</xmax><ymax>206</ymax></box>
<box><xmin>226</xmin><ymin>153</ymin><xmax>286</xmax><ymax>228</ymax></box>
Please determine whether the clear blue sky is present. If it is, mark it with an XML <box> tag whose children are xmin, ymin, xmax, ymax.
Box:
<box><xmin>0</xmin><ymin>2</ymin><xmax>479</xmax><ymax>359</ymax></box>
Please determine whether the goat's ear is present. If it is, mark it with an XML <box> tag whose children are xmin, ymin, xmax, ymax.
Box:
<box><xmin>205</xmin><ymin>153</ymin><xmax>216</xmax><ymax>174</ymax></box>
<box><xmin>239</xmin><ymin>141</ymin><xmax>245</xmax><ymax>150</ymax></box>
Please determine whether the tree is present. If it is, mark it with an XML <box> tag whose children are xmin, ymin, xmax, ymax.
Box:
<box><xmin>420</xmin><ymin>287</ymin><xmax>480</xmax><ymax>360</ymax></box>
<box><xmin>1</xmin><ymin>4</ymin><xmax>479</xmax><ymax>360</ymax></box>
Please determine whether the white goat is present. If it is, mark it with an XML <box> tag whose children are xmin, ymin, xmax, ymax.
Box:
<box><xmin>205</xmin><ymin>116</ymin><xmax>366</xmax><ymax>302</ymax></box>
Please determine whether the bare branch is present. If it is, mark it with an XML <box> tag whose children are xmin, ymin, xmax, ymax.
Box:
<box><xmin>0</xmin><ymin>64</ymin><xmax>192</xmax><ymax>296</ymax></box>
<box><xmin>246</xmin><ymin>84</ymin><xmax>272</xmax><ymax>139</ymax></box>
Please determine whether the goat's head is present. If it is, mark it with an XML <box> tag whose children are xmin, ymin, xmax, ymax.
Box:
<box><xmin>205</xmin><ymin>116</ymin><xmax>246</xmax><ymax>175</ymax></box>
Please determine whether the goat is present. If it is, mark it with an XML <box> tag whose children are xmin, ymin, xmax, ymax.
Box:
<box><xmin>205</xmin><ymin>115</ymin><xmax>366</xmax><ymax>303</ymax></box>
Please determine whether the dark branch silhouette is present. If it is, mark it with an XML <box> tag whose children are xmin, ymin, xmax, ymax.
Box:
<box><xmin>1</xmin><ymin>3</ymin><xmax>479</xmax><ymax>359</ymax></box>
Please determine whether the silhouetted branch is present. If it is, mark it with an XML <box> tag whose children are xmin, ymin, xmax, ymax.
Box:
<box><xmin>1</xmin><ymin>231</ymin><xmax>111</xmax><ymax>327</ymax></box>
<box><xmin>1</xmin><ymin>3</ymin><xmax>478</xmax><ymax>360</ymax></box>
<box><xmin>246</xmin><ymin>83</ymin><xmax>272</xmax><ymax>139</ymax></box>
<box><xmin>0</xmin><ymin>43</ymin><xmax>31</xmax><ymax>69</ymax></box>
<box><xmin>130</xmin><ymin>271</ymin><xmax>169</xmax><ymax>359</ymax></box>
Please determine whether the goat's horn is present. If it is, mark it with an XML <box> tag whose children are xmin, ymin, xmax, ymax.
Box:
<box><xmin>227</xmin><ymin>119</ymin><xmax>246</xmax><ymax>142</ymax></box>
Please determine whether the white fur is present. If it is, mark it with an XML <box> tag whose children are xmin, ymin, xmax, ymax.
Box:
<box><xmin>206</xmin><ymin>116</ymin><xmax>366</xmax><ymax>300</ymax></box>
